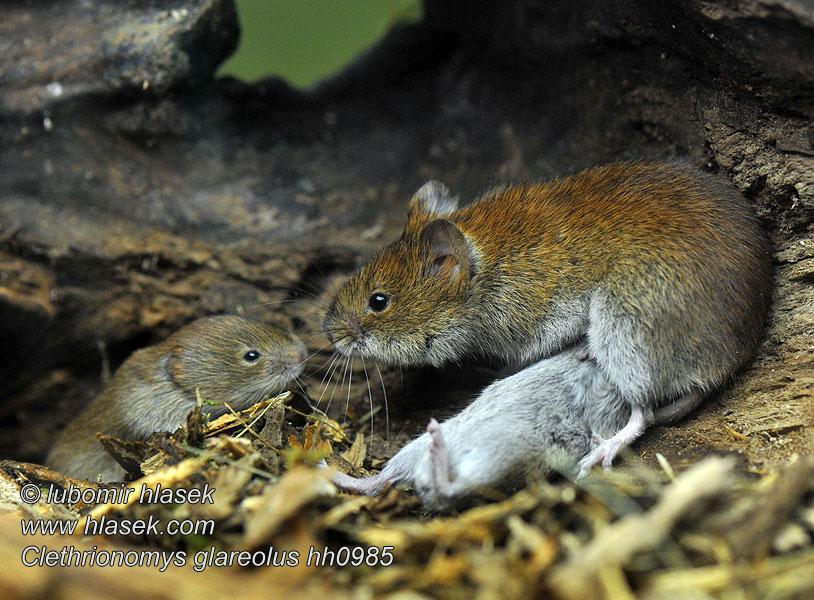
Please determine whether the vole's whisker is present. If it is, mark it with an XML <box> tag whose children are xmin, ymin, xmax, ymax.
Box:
<box><xmin>328</xmin><ymin>351</ymin><xmax>347</xmax><ymax>394</ymax></box>
<box><xmin>325</xmin><ymin>353</ymin><xmax>349</xmax><ymax>418</ymax></box>
<box><xmin>310</xmin><ymin>336</ymin><xmax>350</xmax><ymax>371</ymax></box>
<box><xmin>375</xmin><ymin>361</ymin><xmax>389</xmax><ymax>440</ymax></box>
<box><xmin>312</xmin><ymin>350</ymin><xmax>340</xmax><ymax>374</ymax></box>
<box><xmin>343</xmin><ymin>355</ymin><xmax>354</xmax><ymax>424</ymax></box>
<box><xmin>292</xmin><ymin>298</ymin><xmax>331</xmax><ymax>312</ymax></box>
<box><xmin>298</xmin><ymin>331</ymin><xmax>327</xmax><ymax>344</ymax></box>
<box><xmin>326</xmin><ymin>361</ymin><xmax>345</xmax><ymax>418</ymax></box>
<box><xmin>254</xmin><ymin>299</ymin><xmax>331</xmax><ymax>317</ymax></box>
<box><xmin>285</xmin><ymin>282</ymin><xmax>329</xmax><ymax>298</ymax></box>
<box><xmin>361</xmin><ymin>357</ymin><xmax>374</xmax><ymax>452</ymax></box>
<box><xmin>321</xmin><ymin>355</ymin><xmax>337</xmax><ymax>416</ymax></box>
<box><xmin>281</xmin><ymin>281</ymin><xmax>333</xmax><ymax>302</ymax></box>
<box><xmin>316</xmin><ymin>351</ymin><xmax>342</xmax><ymax>406</ymax></box>
<box><xmin>335</xmin><ymin>353</ymin><xmax>351</xmax><ymax>421</ymax></box>
<box><xmin>251</xmin><ymin>298</ymin><xmax>296</xmax><ymax>308</ymax></box>
<box><xmin>302</xmin><ymin>339</ymin><xmax>345</xmax><ymax>370</ymax></box>
<box><xmin>292</xmin><ymin>376</ymin><xmax>314</xmax><ymax>409</ymax></box>
<box><xmin>318</xmin><ymin>350</ymin><xmax>341</xmax><ymax>392</ymax></box>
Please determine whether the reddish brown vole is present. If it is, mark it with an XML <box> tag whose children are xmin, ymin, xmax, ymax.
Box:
<box><xmin>47</xmin><ymin>315</ymin><xmax>307</xmax><ymax>482</ymax></box>
<box><xmin>323</xmin><ymin>161</ymin><xmax>772</xmax><ymax>476</ymax></box>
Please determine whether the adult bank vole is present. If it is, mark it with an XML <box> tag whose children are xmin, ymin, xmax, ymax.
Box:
<box><xmin>323</xmin><ymin>161</ymin><xmax>771</xmax><ymax>492</ymax></box>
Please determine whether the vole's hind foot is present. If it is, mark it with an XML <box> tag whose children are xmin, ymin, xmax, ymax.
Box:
<box><xmin>577</xmin><ymin>403</ymin><xmax>653</xmax><ymax>476</ymax></box>
<box><xmin>427</xmin><ymin>418</ymin><xmax>452</xmax><ymax>497</ymax></box>
<box><xmin>409</xmin><ymin>418</ymin><xmax>469</xmax><ymax>511</ymax></box>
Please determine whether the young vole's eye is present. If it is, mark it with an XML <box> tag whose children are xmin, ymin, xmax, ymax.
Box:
<box><xmin>243</xmin><ymin>350</ymin><xmax>262</xmax><ymax>363</ymax></box>
<box><xmin>368</xmin><ymin>292</ymin><xmax>390</xmax><ymax>312</ymax></box>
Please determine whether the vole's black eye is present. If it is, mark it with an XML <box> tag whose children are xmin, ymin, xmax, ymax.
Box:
<box><xmin>368</xmin><ymin>292</ymin><xmax>390</xmax><ymax>312</ymax></box>
<box><xmin>243</xmin><ymin>350</ymin><xmax>261</xmax><ymax>362</ymax></box>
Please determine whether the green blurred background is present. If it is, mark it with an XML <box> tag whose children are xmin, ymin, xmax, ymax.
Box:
<box><xmin>217</xmin><ymin>0</ymin><xmax>423</xmax><ymax>88</ymax></box>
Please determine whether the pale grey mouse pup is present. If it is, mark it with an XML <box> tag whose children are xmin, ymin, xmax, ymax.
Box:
<box><xmin>332</xmin><ymin>345</ymin><xmax>629</xmax><ymax>510</ymax></box>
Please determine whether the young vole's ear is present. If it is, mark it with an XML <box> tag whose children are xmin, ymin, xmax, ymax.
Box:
<box><xmin>165</xmin><ymin>343</ymin><xmax>188</xmax><ymax>387</ymax></box>
<box><xmin>405</xmin><ymin>181</ymin><xmax>459</xmax><ymax>234</ymax></box>
<box><xmin>419</xmin><ymin>219</ymin><xmax>472</xmax><ymax>281</ymax></box>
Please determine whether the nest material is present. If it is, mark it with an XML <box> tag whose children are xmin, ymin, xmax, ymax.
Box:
<box><xmin>1</xmin><ymin>393</ymin><xmax>812</xmax><ymax>600</ymax></box>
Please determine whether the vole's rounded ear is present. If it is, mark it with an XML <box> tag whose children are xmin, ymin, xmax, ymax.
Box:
<box><xmin>419</xmin><ymin>219</ymin><xmax>472</xmax><ymax>282</ymax></box>
<box><xmin>164</xmin><ymin>343</ymin><xmax>186</xmax><ymax>386</ymax></box>
<box><xmin>405</xmin><ymin>181</ymin><xmax>459</xmax><ymax>235</ymax></box>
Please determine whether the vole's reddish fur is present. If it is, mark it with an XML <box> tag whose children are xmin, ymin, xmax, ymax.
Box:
<box><xmin>47</xmin><ymin>315</ymin><xmax>306</xmax><ymax>482</ymax></box>
<box><xmin>324</xmin><ymin>161</ymin><xmax>772</xmax><ymax>471</ymax></box>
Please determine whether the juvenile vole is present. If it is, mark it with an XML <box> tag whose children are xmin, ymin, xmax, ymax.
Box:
<box><xmin>332</xmin><ymin>344</ymin><xmax>628</xmax><ymax>510</ymax></box>
<box><xmin>323</xmin><ymin>161</ymin><xmax>772</xmax><ymax>474</ymax></box>
<box><xmin>47</xmin><ymin>315</ymin><xmax>307</xmax><ymax>481</ymax></box>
